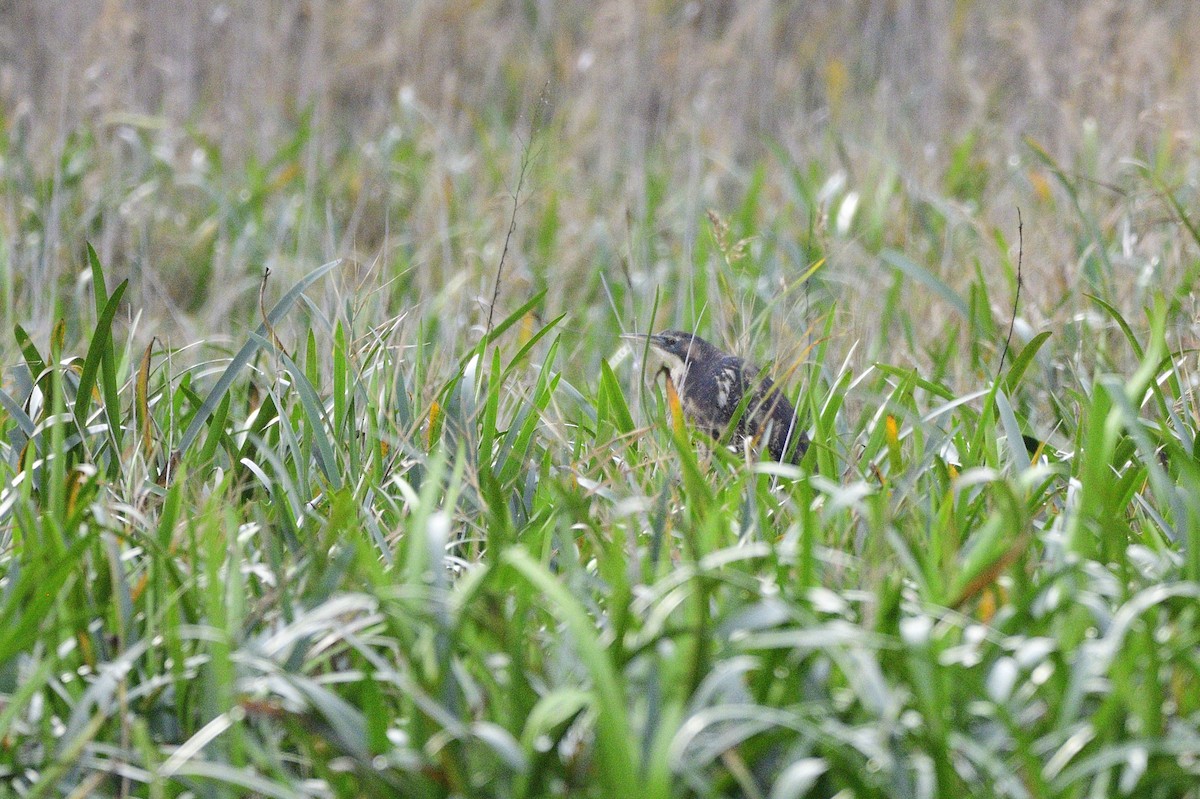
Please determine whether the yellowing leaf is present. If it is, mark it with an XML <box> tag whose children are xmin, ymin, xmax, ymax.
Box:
<box><xmin>885</xmin><ymin>414</ymin><xmax>901</xmax><ymax>471</ymax></box>
<box><xmin>519</xmin><ymin>311</ymin><xmax>536</xmax><ymax>346</ymax></box>
<box><xmin>1030</xmin><ymin>170</ymin><xmax>1052</xmax><ymax>202</ymax></box>
<box><xmin>428</xmin><ymin>401</ymin><xmax>441</xmax><ymax>449</ymax></box>
<box><xmin>137</xmin><ymin>340</ymin><xmax>154</xmax><ymax>458</ymax></box>
<box><xmin>665</xmin><ymin>375</ymin><xmax>686</xmax><ymax>437</ymax></box>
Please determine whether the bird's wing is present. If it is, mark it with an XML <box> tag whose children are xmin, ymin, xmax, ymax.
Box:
<box><xmin>710</xmin><ymin>356</ymin><xmax>755</xmax><ymax>422</ymax></box>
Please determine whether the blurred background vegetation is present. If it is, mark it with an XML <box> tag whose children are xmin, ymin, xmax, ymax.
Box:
<box><xmin>4</xmin><ymin>0</ymin><xmax>1199</xmax><ymax>382</ymax></box>
<box><xmin>4</xmin><ymin>5</ymin><xmax>1200</xmax><ymax>796</ymax></box>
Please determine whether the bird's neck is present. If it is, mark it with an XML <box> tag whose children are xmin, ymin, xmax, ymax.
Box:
<box><xmin>656</xmin><ymin>352</ymin><xmax>690</xmax><ymax>388</ymax></box>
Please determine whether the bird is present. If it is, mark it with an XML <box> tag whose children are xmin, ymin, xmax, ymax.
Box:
<box><xmin>625</xmin><ymin>330</ymin><xmax>808</xmax><ymax>465</ymax></box>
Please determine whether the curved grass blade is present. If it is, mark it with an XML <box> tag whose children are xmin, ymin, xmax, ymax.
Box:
<box><xmin>88</xmin><ymin>244</ymin><xmax>125</xmax><ymax>454</ymax></box>
<box><xmin>503</xmin><ymin>547</ymin><xmax>639</xmax><ymax>796</ymax></box>
<box><xmin>499</xmin><ymin>312</ymin><xmax>565</xmax><ymax>384</ymax></box>
<box><xmin>457</xmin><ymin>289</ymin><xmax>548</xmax><ymax>373</ymax></box>
<box><xmin>1000</xmin><ymin>330</ymin><xmax>1052</xmax><ymax>393</ymax></box>
<box><xmin>13</xmin><ymin>324</ymin><xmax>47</xmax><ymax>397</ymax></box>
<box><xmin>0</xmin><ymin>386</ymin><xmax>35</xmax><ymax>438</ymax></box>
<box><xmin>994</xmin><ymin>390</ymin><xmax>1030</xmax><ymax>473</ymax></box>
<box><xmin>85</xmin><ymin>243</ymin><xmax>110</xmax><ymax>313</ymax></box>
<box><xmin>136</xmin><ymin>340</ymin><xmax>154</xmax><ymax>457</ymax></box>
<box><xmin>598</xmin><ymin>359</ymin><xmax>635</xmax><ymax>436</ymax></box>
<box><xmin>1086</xmin><ymin>293</ymin><xmax>1143</xmax><ymax>360</ymax></box>
<box><xmin>196</xmin><ymin>391</ymin><xmax>233</xmax><ymax>466</ymax></box>
<box><xmin>250</xmin><ymin>332</ymin><xmax>341</xmax><ymax>490</ymax></box>
<box><xmin>175</xmin><ymin>258</ymin><xmax>341</xmax><ymax>457</ymax></box>
<box><xmin>880</xmin><ymin>249</ymin><xmax>970</xmax><ymax>320</ymax></box>
<box><xmin>73</xmin><ymin>279</ymin><xmax>128</xmax><ymax>434</ymax></box>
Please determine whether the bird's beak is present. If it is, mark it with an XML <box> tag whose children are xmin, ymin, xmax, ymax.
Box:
<box><xmin>622</xmin><ymin>333</ymin><xmax>671</xmax><ymax>358</ymax></box>
<box><xmin>621</xmin><ymin>332</ymin><xmax>652</xmax><ymax>350</ymax></box>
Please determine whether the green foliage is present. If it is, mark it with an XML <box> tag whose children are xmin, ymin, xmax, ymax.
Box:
<box><xmin>2</xmin><ymin>119</ymin><xmax>1200</xmax><ymax>799</ymax></box>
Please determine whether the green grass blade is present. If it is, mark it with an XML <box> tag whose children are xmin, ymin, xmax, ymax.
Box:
<box><xmin>73</xmin><ymin>278</ymin><xmax>128</xmax><ymax>437</ymax></box>
<box><xmin>598</xmin><ymin>359</ymin><xmax>635</xmax><ymax>436</ymax></box>
<box><xmin>250</xmin><ymin>332</ymin><xmax>341</xmax><ymax>490</ymax></box>
<box><xmin>880</xmin><ymin>249</ymin><xmax>970</xmax><ymax>320</ymax></box>
<box><xmin>0</xmin><ymin>385</ymin><xmax>36</xmax><ymax>438</ymax></box>
<box><xmin>503</xmin><ymin>547</ymin><xmax>639</xmax><ymax>796</ymax></box>
<box><xmin>176</xmin><ymin>258</ymin><xmax>341</xmax><ymax>456</ymax></box>
<box><xmin>1001</xmin><ymin>330</ymin><xmax>1052</xmax><ymax>392</ymax></box>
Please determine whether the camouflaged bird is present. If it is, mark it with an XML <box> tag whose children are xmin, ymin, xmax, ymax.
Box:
<box><xmin>627</xmin><ymin>330</ymin><xmax>808</xmax><ymax>464</ymax></box>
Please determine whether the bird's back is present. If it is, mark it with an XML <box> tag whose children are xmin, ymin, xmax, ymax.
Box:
<box><xmin>682</xmin><ymin>353</ymin><xmax>808</xmax><ymax>464</ymax></box>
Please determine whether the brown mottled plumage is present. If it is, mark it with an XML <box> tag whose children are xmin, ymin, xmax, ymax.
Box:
<box><xmin>627</xmin><ymin>330</ymin><xmax>807</xmax><ymax>464</ymax></box>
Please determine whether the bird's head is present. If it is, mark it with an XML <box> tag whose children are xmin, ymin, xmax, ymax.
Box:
<box><xmin>623</xmin><ymin>330</ymin><xmax>721</xmax><ymax>387</ymax></box>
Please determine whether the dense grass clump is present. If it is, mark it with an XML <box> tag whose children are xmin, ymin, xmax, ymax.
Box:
<box><xmin>3</xmin><ymin>4</ymin><xmax>1200</xmax><ymax>794</ymax></box>
<box><xmin>2</xmin><ymin>167</ymin><xmax>1200</xmax><ymax>797</ymax></box>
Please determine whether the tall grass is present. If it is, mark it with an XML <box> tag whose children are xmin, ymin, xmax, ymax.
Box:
<box><xmin>2</xmin><ymin>138</ymin><xmax>1199</xmax><ymax>795</ymax></box>
<box><xmin>2</xmin><ymin>3</ymin><xmax>1200</xmax><ymax>797</ymax></box>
